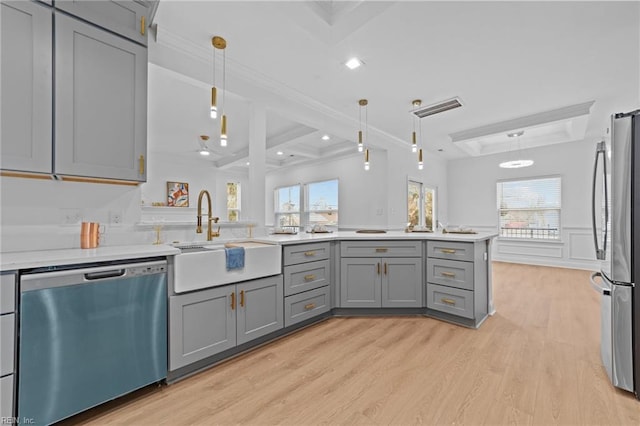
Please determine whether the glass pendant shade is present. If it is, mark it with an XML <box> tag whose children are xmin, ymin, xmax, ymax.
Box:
<box><xmin>500</xmin><ymin>131</ymin><xmax>533</xmax><ymax>168</ymax></box>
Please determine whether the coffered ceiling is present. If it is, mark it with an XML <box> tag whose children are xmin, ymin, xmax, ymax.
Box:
<box><xmin>148</xmin><ymin>1</ymin><xmax>639</xmax><ymax>173</ymax></box>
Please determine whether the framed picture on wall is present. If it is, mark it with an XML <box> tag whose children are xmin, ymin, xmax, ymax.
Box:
<box><xmin>167</xmin><ymin>181</ymin><xmax>189</xmax><ymax>207</ymax></box>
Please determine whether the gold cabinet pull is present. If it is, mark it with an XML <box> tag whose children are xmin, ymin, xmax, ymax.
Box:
<box><xmin>304</xmin><ymin>274</ymin><xmax>316</xmax><ymax>281</ymax></box>
<box><xmin>377</xmin><ymin>262</ymin><xmax>381</xmax><ymax>275</ymax></box>
<box><xmin>140</xmin><ymin>16</ymin><xmax>146</xmax><ymax>35</ymax></box>
<box><xmin>304</xmin><ymin>303</ymin><xmax>315</xmax><ymax>310</ymax></box>
<box><xmin>139</xmin><ymin>155</ymin><xmax>145</xmax><ymax>175</ymax></box>
<box><xmin>304</xmin><ymin>251</ymin><xmax>316</xmax><ymax>257</ymax></box>
<box><xmin>375</xmin><ymin>248</ymin><xmax>388</xmax><ymax>253</ymax></box>
<box><xmin>384</xmin><ymin>262</ymin><xmax>387</xmax><ymax>275</ymax></box>
<box><xmin>240</xmin><ymin>290</ymin><xmax>245</xmax><ymax>307</ymax></box>
<box><xmin>230</xmin><ymin>292</ymin><xmax>236</xmax><ymax>310</ymax></box>
<box><xmin>441</xmin><ymin>298</ymin><xmax>456</xmax><ymax>305</ymax></box>
<box><xmin>440</xmin><ymin>271</ymin><xmax>456</xmax><ymax>278</ymax></box>
<box><xmin>440</xmin><ymin>248</ymin><xmax>456</xmax><ymax>254</ymax></box>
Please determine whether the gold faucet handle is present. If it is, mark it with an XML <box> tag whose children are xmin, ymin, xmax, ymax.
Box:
<box><xmin>213</xmin><ymin>217</ymin><xmax>220</xmax><ymax>223</ymax></box>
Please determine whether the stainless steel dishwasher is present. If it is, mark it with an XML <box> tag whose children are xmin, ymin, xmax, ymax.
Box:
<box><xmin>18</xmin><ymin>259</ymin><xmax>168</xmax><ymax>425</ymax></box>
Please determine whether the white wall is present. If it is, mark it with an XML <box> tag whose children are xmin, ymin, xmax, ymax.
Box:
<box><xmin>265</xmin><ymin>147</ymin><xmax>449</xmax><ymax>230</ymax></box>
<box><xmin>447</xmin><ymin>138</ymin><xmax>598</xmax><ymax>270</ymax></box>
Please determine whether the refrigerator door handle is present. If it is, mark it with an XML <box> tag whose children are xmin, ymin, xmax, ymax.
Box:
<box><xmin>591</xmin><ymin>141</ymin><xmax>608</xmax><ymax>260</ymax></box>
<box><xmin>590</xmin><ymin>272</ymin><xmax>610</xmax><ymax>295</ymax></box>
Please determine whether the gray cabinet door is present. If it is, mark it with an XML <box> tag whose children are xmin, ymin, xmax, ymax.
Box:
<box><xmin>169</xmin><ymin>286</ymin><xmax>236</xmax><ymax>371</ymax></box>
<box><xmin>382</xmin><ymin>258</ymin><xmax>423</xmax><ymax>308</ymax></box>
<box><xmin>340</xmin><ymin>258</ymin><xmax>381</xmax><ymax>307</ymax></box>
<box><xmin>0</xmin><ymin>375</ymin><xmax>14</xmax><ymax>418</ymax></box>
<box><xmin>54</xmin><ymin>12</ymin><xmax>147</xmax><ymax>181</ymax></box>
<box><xmin>0</xmin><ymin>314</ymin><xmax>15</xmax><ymax>376</ymax></box>
<box><xmin>0</xmin><ymin>1</ymin><xmax>52</xmax><ymax>173</ymax></box>
<box><xmin>236</xmin><ymin>275</ymin><xmax>283</xmax><ymax>346</ymax></box>
<box><xmin>55</xmin><ymin>0</ymin><xmax>148</xmax><ymax>45</ymax></box>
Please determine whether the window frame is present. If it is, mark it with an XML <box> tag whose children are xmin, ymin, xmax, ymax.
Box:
<box><xmin>496</xmin><ymin>175</ymin><xmax>562</xmax><ymax>241</ymax></box>
<box><xmin>273</xmin><ymin>179</ymin><xmax>339</xmax><ymax>230</ymax></box>
<box><xmin>407</xmin><ymin>177</ymin><xmax>437</xmax><ymax>230</ymax></box>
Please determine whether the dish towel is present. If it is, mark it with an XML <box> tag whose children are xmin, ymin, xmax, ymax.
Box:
<box><xmin>225</xmin><ymin>247</ymin><xmax>245</xmax><ymax>271</ymax></box>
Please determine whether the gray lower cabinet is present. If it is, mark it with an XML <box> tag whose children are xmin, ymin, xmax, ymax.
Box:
<box><xmin>55</xmin><ymin>0</ymin><xmax>149</xmax><ymax>46</ymax></box>
<box><xmin>0</xmin><ymin>1</ymin><xmax>53</xmax><ymax>174</ymax></box>
<box><xmin>284</xmin><ymin>286</ymin><xmax>330</xmax><ymax>327</ymax></box>
<box><xmin>0</xmin><ymin>272</ymin><xmax>16</xmax><ymax>418</ymax></box>
<box><xmin>55</xmin><ymin>12</ymin><xmax>147</xmax><ymax>181</ymax></box>
<box><xmin>169</xmin><ymin>275</ymin><xmax>283</xmax><ymax>371</ymax></box>
<box><xmin>340</xmin><ymin>257</ymin><xmax>422</xmax><ymax>308</ymax></box>
<box><xmin>425</xmin><ymin>240</ymin><xmax>488</xmax><ymax>327</ymax></box>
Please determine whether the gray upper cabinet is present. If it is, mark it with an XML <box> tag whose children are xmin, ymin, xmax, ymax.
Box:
<box><xmin>236</xmin><ymin>275</ymin><xmax>283</xmax><ymax>346</ymax></box>
<box><xmin>0</xmin><ymin>1</ymin><xmax>53</xmax><ymax>174</ymax></box>
<box><xmin>55</xmin><ymin>0</ymin><xmax>149</xmax><ymax>46</ymax></box>
<box><xmin>54</xmin><ymin>12</ymin><xmax>147</xmax><ymax>181</ymax></box>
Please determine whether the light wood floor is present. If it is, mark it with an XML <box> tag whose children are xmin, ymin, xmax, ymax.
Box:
<box><xmin>65</xmin><ymin>262</ymin><xmax>639</xmax><ymax>425</ymax></box>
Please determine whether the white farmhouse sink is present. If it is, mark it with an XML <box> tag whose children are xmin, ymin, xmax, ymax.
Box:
<box><xmin>173</xmin><ymin>240</ymin><xmax>281</xmax><ymax>293</ymax></box>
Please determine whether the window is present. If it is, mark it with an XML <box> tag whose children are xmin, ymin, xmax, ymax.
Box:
<box><xmin>497</xmin><ymin>176</ymin><xmax>561</xmax><ymax>240</ymax></box>
<box><xmin>226</xmin><ymin>182</ymin><xmax>241</xmax><ymax>222</ymax></box>
<box><xmin>274</xmin><ymin>179</ymin><xmax>339</xmax><ymax>229</ymax></box>
<box><xmin>306</xmin><ymin>179</ymin><xmax>339</xmax><ymax>226</ymax></box>
<box><xmin>274</xmin><ymin>185</ymin><xmax>301</xmax><ymax>227</ymax></box>
<box><xmin>408</xmin><ymin>180</ymin><xmax>436</xmax><ymax>230</ymax></box>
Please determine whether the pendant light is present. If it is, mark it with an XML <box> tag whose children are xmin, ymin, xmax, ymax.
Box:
<box><xmin>364</xmin><ymin>149</ymin><xmax>370</xmax><ymax>171</ymax></box>
<box><xmin>411</xmin><ymin>99</ymin><xmax>421</xmax><ymax>153</ymax></box>
<box><xmin>211</xmin><ymin>36</ymin><xmax>228</xmax><ymax>147</ymax></box>
<box><xmin>418</xmin><ymin>149</ymin><xmax>424</xmax><ymax>170</ymax></box>
<box><xmin>499</xmin><ymin>130</ymin><xmax>534</xmax><ymax>168</ymax></box>
<box><xmin>357</xmin><ymin>99</ymin><xmax>367</xmax><ymax>153</ymax></box>
<box><xmin>198</xmin><ymin>135</ymin><xmax>210</xmax><ymax>156</ymax></box>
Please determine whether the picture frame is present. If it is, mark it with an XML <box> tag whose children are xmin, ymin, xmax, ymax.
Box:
<box><xmin>167</xmin><ymin>181</ymin><xmax>189</xmax><ymax>207</ymax></box>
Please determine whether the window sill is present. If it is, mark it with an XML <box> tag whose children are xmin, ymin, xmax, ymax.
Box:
<box><xmin>497</xmin><ymin>237</ymin><xmax>564</xmax><ymax>245</ymax></box>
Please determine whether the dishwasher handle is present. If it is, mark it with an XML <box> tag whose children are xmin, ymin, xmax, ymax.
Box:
<box><xmin>84</xmin><ymin>269</ymin><xmax>126</xmax><ymax>281</ymax></box>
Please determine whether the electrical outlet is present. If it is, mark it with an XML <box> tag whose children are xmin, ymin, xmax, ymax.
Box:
<box><xmin>62</xmin><ymin>209</ymin><xmax>82</xmax><ymax>225</ymax></box>
<box><xmin>109</xmin><ymin>210</ymin><xmax>123</xmax><ymax>225</ymax></box>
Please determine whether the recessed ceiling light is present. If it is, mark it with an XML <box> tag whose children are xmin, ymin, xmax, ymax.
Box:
<box><xmin>199</xmin><ymin>150</ymin><xmax>210</xmax><ymax>156</ymax></box>
<box><xmin>345</xmin><ymin>57</ymin><xmax>363</xmax><ymax>70</ymax></box>
<box><xmin>321</xmin><ymin>134</ymin><xmax>330</xmax><ymax>141</ymax></box>
<box><xmin>245</xmin><ymin>162</ymin><xmax>250</xmax><ymax>166</ymax></box>
<box><xmin>276</xmin><ymin>151</ymin><xmax>284</xmax><ymax>156</ymax></box>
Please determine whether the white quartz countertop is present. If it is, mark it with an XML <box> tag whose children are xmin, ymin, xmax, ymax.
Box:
<box><xmin>0</xmin><ymin>231</ymin><xmax>497</xmax><ymax>271</ymax></box>
<box><xmin>0</xmin><ymin>244</ymin><xmax>180</xmax><ymax>271</ymax></box>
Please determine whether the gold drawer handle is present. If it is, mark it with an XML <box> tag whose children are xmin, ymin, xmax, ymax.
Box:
<box><xmin>304</xmin><ymin>251</ymin><xmax>316</xmax><ymax>256</ymax></box>
<box><xmin>230</xmin><ymin>292</ymin><xmax>236</xmax><ymax>310</ymax></box>
<box><xmin>375</xmin><ymin>248</ymin><xmax>388</xmax><ymax>253</ymax></box>
<box><xmin>440</xmin><ymin>271</ymin><xmax>456</xmax><ymax>278</ymax></box>
<box><xmin>304</xmin><ymin>274</ymin><xmax>316</xmax><ymax>281</ymax></box>
<box><xmin>304</xmin><ymin>303</ymin><xmax>316</xmax><ymax>310</ymax></box>
<box><xmin>441</xmin><ymin>298</ymin><xmax>456</xmax><ymax>306</ymax></box>
<box><xmin>139</xmin><ymin>155</ymin><xmax>145</xmax><ymax>175</ymax></box>
<box><xmin>440</xmin><ymin>248</ymin><xmax>456</xmax><ymax>254</ymax></box>
<box><xmin>240</xmin><ymin>290</ymin><xmax>245</xmax><ymax>307</ymax></box>
<box><xmin>140</xmin><ymin>16</ymin><xmax>146</xmax><ymax>36</ymax></box>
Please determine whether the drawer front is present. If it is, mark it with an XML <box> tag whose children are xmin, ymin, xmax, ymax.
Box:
<box><xmin>340</xmin><ymin>240</ymin><xmax>422</xmax><ymax>257</ymax></box>
<box><xmin>427</xmin><ymin>241</ymin><xmax>474</xmax><ymax>262</ymax></box>
<box><xmin>0</xmin><ymin>374</ymin><xmax>14</xmax><ymax>418</ymax></box>
<box><xmin>426</xmin><ymin>284</ymin><xmax>474</xmax><ymax>319</ymax></box>
<box><xmin>283</xmin><ymin>242</ymin><xmax>330</xmax><ymax>266</ymax></box>
<box><xmin>284</xmin><ymin>259</ymin><xmax>330</xmax><ymax>296</ymax></box>
<box><xmin>284</xmin><ymin>286</ymin><xmax>330</xmax><ymax>327</ymax></box>
<box><xmin>0</xmin><ymin>273</ymin><xmax>16</xmax><ymax>314</ymax></box>
<box><xmin>0</xmin><ymin>314</ymin><xmax>15</xmax><ymax>376</ymax></box>
<box><xmin>427</xmin><ymin>258</ymin><xmax>474</xmax><ymax>291</ymax></box>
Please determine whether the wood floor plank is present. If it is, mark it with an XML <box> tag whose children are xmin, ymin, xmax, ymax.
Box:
<box><xmin>64</xmin><ymin>262</ymin><xmax>639</xmax><ymax>426</ymax></box>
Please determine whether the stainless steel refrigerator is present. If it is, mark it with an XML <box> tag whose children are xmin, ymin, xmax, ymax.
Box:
<box><xmin>590</xmin><ymin>109</ymin><xmax>638</xmax><ymax>397</ymax></box>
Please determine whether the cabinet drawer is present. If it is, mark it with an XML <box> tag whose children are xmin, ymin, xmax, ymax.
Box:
<box><xmin>427</xmin><ymin>241</ymin><xmax>474</xmax><ymax>262</ymax></box>
<box><xmin>1</xmin><ymin>274</ymin><xmax>16</xmax><ymax>314</ymax></box>
<box><xmin>283</xmin><ymin>242</ymin><xmax>330</xmax><ymax>266</ymax></box>
<box><xmin>0</xmin><ymin>374</ymin><xmax>14</xmax><ymax>418</ymax></box>
<box><xmin>427</xmin><ymin>258</ymin><xmax>474</xmax><ymax>291</ymax></box>
<box><xmin>284</xmin><ymin>286</ymin><xmax>330</xmax><ymax>327</ymax></box>
<box><xmin>340</xmin><ymin>241</ymin><xmax>422</xmax><ymax>257</ymax></box>
<box><xmin>284</xmin><ymin>259</ymin><xmax>330</xmax><ymax>296</ymax></box>
<box><xmin>426</xmin><ymin>284</ymin><xmax>474</xmax><ymax>319</ymax></box>
<box><xmin>0</xmin><ymin>314</ymin><xmax>15</xmax><ymax>376</ymax></box>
